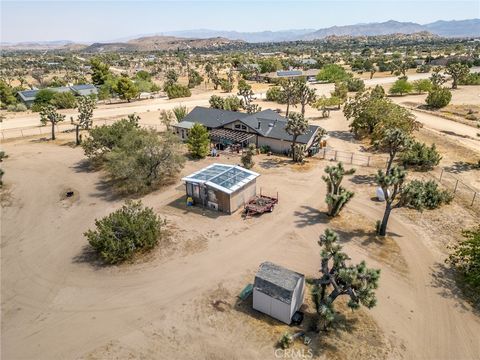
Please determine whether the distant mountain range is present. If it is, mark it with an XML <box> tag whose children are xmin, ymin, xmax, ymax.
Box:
<box><xmin>164</xmin><ymin>19</ymin><xmax>480</xmax><ymax>42</ymax></box>
<box><xmin>2</xmin><ymin>19</ymin><xmax>479</xmax><ymax>51</ymax></box>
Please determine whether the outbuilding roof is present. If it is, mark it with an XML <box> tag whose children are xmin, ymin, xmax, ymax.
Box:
<box><xmin>17</xmin><ymin>84</ymin><xmax>97</xmax><ymax>102</ymax></box>
<box><xmin>254</xmin><ymin>262</ymin><xmax>304</xmax><ymax>305</ymax></box>
<box><xmin>182</xmin><ymin>163</ymin><xmax>259</xmax><ymax>194</ymax></box>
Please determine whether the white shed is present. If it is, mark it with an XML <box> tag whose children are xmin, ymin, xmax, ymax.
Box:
<box><xmin>253</xmin><ymin>262</ymin><xmax>305</xmax><ymax>324</ymax></box>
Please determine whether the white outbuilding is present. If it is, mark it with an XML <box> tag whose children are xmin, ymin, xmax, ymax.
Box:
<box><xmin>253</xmin><ymin>262</ymin><xmax>305</xmax><ymax>324</ymax></box>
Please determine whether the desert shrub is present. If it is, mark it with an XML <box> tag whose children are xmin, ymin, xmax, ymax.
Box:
<box><xmin>331</xmin><ymin>81</ymin><xmax>348</xmax><ymax>100</ymax></box>
<box><xmin>7</xmin><ymin>103</ymin><xmax>27</xmax><ymax>112</ymax></box>
<box><xmin>82</xmin><ymin>114</ymin><xmax>140</xmax><ymax>163</ymax></box>
<box><xmin>389</xmin><ymin>78</ymin><xmax>413</xmax><ymax>95</ymax></box>
<box><xmin>0</xmin><ymin>80</ymin><xmax>17</xmax><ymax>108</ymax></box>
<box><xmin>400</xmin><ymin>180</ymin><xmax>453</xmax><ymax>210</ymax></box>
<box><xmin>459</xmin><ymin>72</ymin><xmax>480</xmax><ymax>85</ymax></box>
<box><xmin>400</xmin><ymin>141</ymin><xmax>441</xmax><ymax>170</ymax></box>
<box><xmin>316</xmin><ymin>64</ymin><xmax>351</xmax><ymax>83</ymax></box>
<box><xmin>187</xmin><ymin>123</ymin><xmax>210</xmax><ymax>158</ymax></box>
<box><xmin>33</xmin><ymin>89</ymin><xmax>56</xmax><ymax>109</ymax></box>
<box><xmin>172</xmin><ymin>105</ymin><xmax>188</xmax><ymax>121</ymax></box>
<box><xmin>259</xmin><ymin>145</ymin><xmax>271</xmax><ymax>154</ymax></box>
<box><xmin>448</xmin><ymin>226</ymin><xmax>480</xmax><ymax>289</ymax></box>
<box><xmin>85</xmin><ymin>200</ymin><xmax>166</xmax><ymax>264</ymax></box>
<box><xmin>425</xmin><ymin>87</ymin><xmax>452</xmax><ymax>109</ymax></box>
<box><xmin>279</xmin><ymin>333</ymin><xmax>293</xmax><ymax>349</ymax></box>
<box><xmin>52</xmin><ymin>91</ymin><xmax>77</xmax><ymax>109</ymax></box>
<box><xmin>266</xmin><ymin>86</ymin><xmax>284</xmax><ymax>103</ymax></box>
<box><xmin>223</xmin><ymin>95</ymin><xmax>242</xmax><ymax>111</ymax></box>
<box><xmin>165</xmin><ymin>83</ymin><xmax>191</xmax><ymax>99</ymax></box>
<box><xmin>241</xmin><ymin>144</ymin><xmax>256</xmax><ymax>169</ymax></box>
<box><xmin>105</xmin><ymin>130</ymin><xmax>185</xmax><ymax>194</ymax></box>
<box><xmin>416</xmin><ymin>64</ymin><xmax>431</xmax><ymax>73</ymax></box>
<box><xmin>346</xmin><ymin>78</ymin><xmax>365</xmax><ymax>92</ymax></box>
<box><xmin>412</xmin><ymin>79</ymin><xmax>433</xmax><ymax>94</ymax></box>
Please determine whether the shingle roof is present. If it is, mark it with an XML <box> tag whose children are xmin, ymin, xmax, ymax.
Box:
<box><xmin>70</xmin><ymin>84</ymin><xmax>98</xmax><ymax>96</ymax></box>
<box><xmin>17</xmin><ymin>84</ymin><xmax>97</xmax><ymax>102</ymax></box>
<box><xmin>181</xmin><ymin>106</ymin><xmax>249</xmax><ymax>129</ymax></box>
<box><xmin>178</xmin><ymin>107</ymin><xmax>322</xmax><ymax>144</ymax></box>
<box><xmin>254</xmin><ymin>262</ymin><xmax>304</xmax><ymax>305</ymax></box>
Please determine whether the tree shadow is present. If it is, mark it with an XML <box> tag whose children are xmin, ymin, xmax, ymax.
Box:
<box><xmin>294</xmin><ymin>206</ymin><xmax>330</xmax><ymax>228</ymax></box>
<box><xmin>440</xmin><ymin>130</ymin><xmax>472</xmax><ymax>139</ymax></box>
<box><xmin>258</xmin><ymin>158</ymin><xmax>291</xmax><ymax>169</ymax></box>
<box><xmin>349</xmin><ymin>174</ymin><xmax>377</xmax><ymax>185</ymax></box>
<box><xmin>72</xmin><ymin>244</ymin><xmax>107</xmax><ymax>270</ymax></box>
<box><xmin>444</xmin><ymin>161</ymin><xmax>479</xmax><ymax>174</ymax></box>
<box><xmin>328</xmin><ymin>130</ymin><xmax>355</xmax><ymax>142</ymax></box>
<box><xmin>430</xmin><ymin>262</ymin><xmax>480</xmax><ymax>315</ymax></box>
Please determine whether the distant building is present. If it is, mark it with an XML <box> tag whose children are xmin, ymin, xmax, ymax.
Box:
<box><xmin>17</xmin><ymin>84</ymin><xmax>98</xmax><ymax>107</ymax></box>
<box><xmin>173</xmin><ymin>106</ymin><xmax>323</xmax><ymax>156</ymax></box>
<box><xmin>253</xmin><ymin>262</ymin><xmax>305</xmax><ymax>324</ymax></box>
<box><xmin>260</xmin><ymin>69</ymin><xmax>319</xmax><ymax>82</ymax></box>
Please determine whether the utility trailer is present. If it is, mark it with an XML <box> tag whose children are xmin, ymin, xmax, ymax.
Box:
<box><xmin>244</xmin><ymin>191</ymin><xmax>278</xmax><ymax>217</ymax></box>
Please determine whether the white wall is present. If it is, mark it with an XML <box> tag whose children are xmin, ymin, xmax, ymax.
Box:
<box><xmin>253</xmin><ymin>288</ymin><xmax>293</xmax><ymax>324</ymax></box>
<box><xmin>289</xmin><ymin>277</ymin><xmax>305</xmax><ymax>320</ymax></box>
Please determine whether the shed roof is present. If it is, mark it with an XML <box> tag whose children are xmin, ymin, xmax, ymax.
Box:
<box><xmin>254</xmin><ymin>262</ymin><xmax>304</xmax><ymax>305</ymax></box>
<box><xmin>182</xmin><ymin>163</ymin><xmax>259</xmax><ymax>195</ymax></box>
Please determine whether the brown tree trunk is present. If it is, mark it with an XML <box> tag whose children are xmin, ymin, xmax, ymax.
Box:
<box><xmin>75</xmin><ymin>125</ymin><xmax>80</xmax><ymax>145</ymax></box>
<box><xmin>286</xmin><ymin>102</ymin><xmax>290</xmax><ymax>117</ymax></box>
<box><xmin>51</xmin><ymin>122</ymin><xmax>55</xmax><ymax>140</ymax></box>
<box><xmin>379</xmin><ymin>203</ymin><xmax>392</xmax><ymax>236</ymax></box>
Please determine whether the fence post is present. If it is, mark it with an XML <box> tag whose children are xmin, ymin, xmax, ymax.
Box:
<box><xmin>367</xmin><ymin>156</ymin><xmax>370</xmax><ymax>167</ymax></box>
<box><xmin>453</xmin><ymin>179</ymin><xmax>459</xmax><ymax>194</ymax></box>
<box><xmin>472</xmin><ymin>192</ymin><xmax>477</xmax><ymax>207</ymax></box>
<box><xmin>20</xmin><ymin>129</ymin><xmax>24</xmax><ymax>137</ymax></box>
<box><xmin>439</xmin><ymin>169</ymin><xmax>444</xmax><ymax>182</ymax></box>
<box><xmin>334</xmin><ymin>150</ymin><xmax>337</xmax><ymax>161</ymax></box>
<box><xmin>350</xmin><ymin>153</ymin><xmax>354</xmax><ymax>164</ymax></box>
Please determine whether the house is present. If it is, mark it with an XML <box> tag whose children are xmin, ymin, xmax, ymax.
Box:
<box><xmin>260</xmin><ymin>69</ymin><xmax>319</xmax><ymax>83</ymax></box>
<box><xmin>173</xmin><ymin>106</ymin><xmax>323</xmax><ymax>156</ymax></box>
<box><xmin>253</xmin><ymin>262</ymin><xmax>305</xmax><ymax>324</ymax></box>
<box><xmin>182</xmin><ymin>163</ymin><xmax>259</xmax><ymax>213</ymax></box>
<box><xmin>17</xmin><ymin>84</ymin><xmax>98</xmax><ymax>107</ymax></box>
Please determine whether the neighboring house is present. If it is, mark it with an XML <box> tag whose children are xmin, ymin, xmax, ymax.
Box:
<box><xmin>253</xmin><ymin>262</ymin><xmax>305</xmax><ymax>324</ymax></box>
<box><xmin>17</xmin><ymin>84</ymin><xmax>98</xmax><ymax>107</ymax></box>
<box><xmin>173</xmin><ymin>106</ymin><xmax>323</xmax><ymax>155</ymax></box>
<box><xmin>260</xmin><ymin>69</ymin><xmax>319</xmax><ymax>82</ymax></box>
<box><xmin>182</xmin><ymin>163</ymin><xmax>259</xmax><ymax>213</ymax></box>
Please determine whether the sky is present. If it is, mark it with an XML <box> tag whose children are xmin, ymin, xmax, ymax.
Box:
<box><xmin>1</xmin><ymin>0</ymin><xmax>479</xmax><ymax>43</ymax></box>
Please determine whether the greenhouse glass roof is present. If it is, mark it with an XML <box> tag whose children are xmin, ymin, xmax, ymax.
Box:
<box><xmin>182</xmin><ymin>163</ymin><xmax>260</xmax><ymax>194</ymax></box>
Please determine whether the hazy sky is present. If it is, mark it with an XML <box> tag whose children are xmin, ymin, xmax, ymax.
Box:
<box><xmin>1</xmin><ymin>0</ymin><xmax>479</xmax><ymax>43</ymax></box>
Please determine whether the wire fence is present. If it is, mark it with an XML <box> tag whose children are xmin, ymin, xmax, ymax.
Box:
<box><xmin>434</xmin><ymin>168</ymin><xmax>479</xmax><ymax>208</ymax></box>
<box><xmin>316</xmin><ymin>147</ymin><xmax>389</xmax><ymax>168</ymax></box>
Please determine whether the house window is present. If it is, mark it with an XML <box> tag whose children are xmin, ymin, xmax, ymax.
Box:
<box><xmin>241</xmin><ymin>125</ymin><xmax>247</xmax><ymax>130</ymax></box>
<box><xmin>235</xmin><ymin>124</ymin><xmax>241</xmax><ymax>129</ymax></box>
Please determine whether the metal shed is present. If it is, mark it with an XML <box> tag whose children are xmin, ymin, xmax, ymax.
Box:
<box><xmin>253</xmin><ymin>262</ymin><xmax>305</xmax><ymax>324</ymax></box>
<box><xmin>182</xmin><ymin>163</ymin><xmax>259</xmax><ymax>213</ymax></box>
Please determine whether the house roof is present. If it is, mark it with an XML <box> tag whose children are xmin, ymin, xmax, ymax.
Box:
<box><xmin>182</xmin><ymin>163</ymin><xmax>259</xmax><ymax>195</ymax></box>
<box><xmin>178</xmin><ymin>107</ymin><xmax>322</xmax><ymax>145</ymax></box>
<box><xmin>17</xmin><ymin>84</ymin><xmax>97</xmax><ymax>102</ymax></box>
<box><xmin>254</xmin><ymin>262</ymin><xmax>304</xmax><ymax>305</ymax></box>
<box><xmin>181</xmin><ymin>106</ymin><xmax>249</xmax><ymax>128</ymax></box>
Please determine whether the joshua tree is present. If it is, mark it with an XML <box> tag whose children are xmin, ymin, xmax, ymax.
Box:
<box><xmin>241</xmin><ymin>144</ymin><xmax>256</xmax><ymax>169</ymax></box>
<box><xmin>376</xmin><ymin>166</ymin><xmax>406</xmax><ymax>236</ymax></box>
<box><xmin>70</xmin><ymin>96</ymin><xmax>95</xmax><ymax>145</ymax></box>
<box><xmin>445</xmin><ymin>63</ymin><xmax>469</xmax><ymax>89</ymax></box>
<box><xmin>172</xmin><ymin>105</ymin><xmax>188</xmax><ymax>122</ymax></box>
<box><xmin>296</xmin><ymin>77</ymin><xmax>317</xmax><ymax>116</ymax></box>
<box><xmin>322</xmin><ymin>162</ymin><xmax>356</xmax><ymax>217</ymax></box>
<box><xmin>160</xmin><ymin>109</ymin><xmax>175</xmax><ymax>131</ymax></box>
<box><xmin>430</xmin><ymin>67</ymin><xmax>447</xmax><ymax>87</ymax></box>
<box><xmin>279</xmin><ymin>78</ymin><xmax>299</xmax><ymax>116</ymax></box>
<box><xmin>40</xmin><ymin>104</ymin><xmax>65</xmax><ymax>140</ymax></box>
<box><xmin>237</xmin><ymin>79</ymin><xmax>254</xmax><ymax>107</ymax></box>
<box><xmin>375</xmin><ymin>128</ymin><xmax>412</xmax><ymax>174</ymax></box>
<box><xmin>285</xmin><ymin>112</ymin><xmax>309</xmax><ymax>162</ymax></box>
<box><xmin>313</xmin><ymin>229</ymin><xmax>380</xmax><ymax>330</ymax></box>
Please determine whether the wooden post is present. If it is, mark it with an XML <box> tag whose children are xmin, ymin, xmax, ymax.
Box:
<box><xmin>454</xmin><ymin>179</ymin><xmax>459</xmax><ymax>193</ymax></box>
<box><xmin>334</xmin><ymin>150</ymin><xmax>337</xmax><ymax>161</ymax></box>
<box><xmin>367</xmin><ymin>156</ymin><xmax>370</xmax><ymax>167</ymax></box>
<box><xmin>439</xmin><ymin>169</ymin><xmax>444</xmax><ymax>182</ymax></box>
<box><xmin>350</xmin><ymin>153</ymin><xmax>354</xmax><ymax>164</ymax></box>
<box><xmin>471</xmin><ymin>192</ymin><xmax>477</xmax><ymax>207</ymax></box>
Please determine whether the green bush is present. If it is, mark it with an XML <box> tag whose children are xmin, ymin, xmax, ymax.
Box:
<box><xmin>401</xmin><ymin>180</ymin><xmax>453</xmax><ymax>210</ymax></box>
<box><xmin>52</xmin><ymin>91</ymin><xmax>77</xmax><ymax>109</ymax></box>
<box><xmin>346</xmin><ymin>78</ymin><xmax>365</xmax><ymax>92</ymax></box>
<box><xmin>33</xmin><ymin>89</ymin><xmax>56</xmax><ymax>109</ymax></box>
<box><xmin>85</xmin><ymin>200</ymin><xmax>166</xmax><ymax>264</ymax></box>
<box><xmin>7</xmin><ymin>103</ymin><xmax>27</xmax><ymax>112</ymax></box>
<box><xmin>389</xmin><ymin>78</ymin><xmax>413</xmax><ymax>95</ymax></box>
<box><xmin>400</xmin><ymin>141</ymin><xmax>441</xmax><ymax>170</ymax></box>
<box><xmin>279</xmin><ymin>333</ymin><xmax>293</xmax><ymax>349</ymax></box>
<box><xmin>316</xmin><ymin>64</ymin><xmax>351</xmax><ymax>83</ymax></box>
<box><xmin>412</xmin><ymin>79</ymin><xmax>433</xmax><ymax>94</ymax></box>
<box><xmin>187</xmin><ymin>123</ymin><xmax>210</xmax><ymax>158</ymax></box>
<box><xmin>165</xmin><ymin>83</ymin><xmax>191</xmax><ymax>99</ymax></box>
<box><xmin>448</xmin><ymin>226</ymin><xmax>480</xmax><ymax>289</ymax></box>
<box><xmin>426</xmin><ymin>87</ymin><xmax>452</xmax><ymax>109</ymax></box>
<box><xmin>459</xmin><ymin>72</ymin><xmax>480</xmax><ymax>85</ymax></box>
<box><xmin>265</xmin><ymin>86</ymin><xmax>284</xmax><ymax>103</ymax></box>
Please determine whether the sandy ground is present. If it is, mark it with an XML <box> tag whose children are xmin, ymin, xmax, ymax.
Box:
<box><xmin>2</xmin><ymin>103</ymin><xmax>480</xmax><ymax>359</ymax></box>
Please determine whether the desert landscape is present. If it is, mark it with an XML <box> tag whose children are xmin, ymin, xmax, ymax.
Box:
<box><xmin>1</xmin><ymin>3</ymin><xmax>480</xmax><ymax>359</ymax></box>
